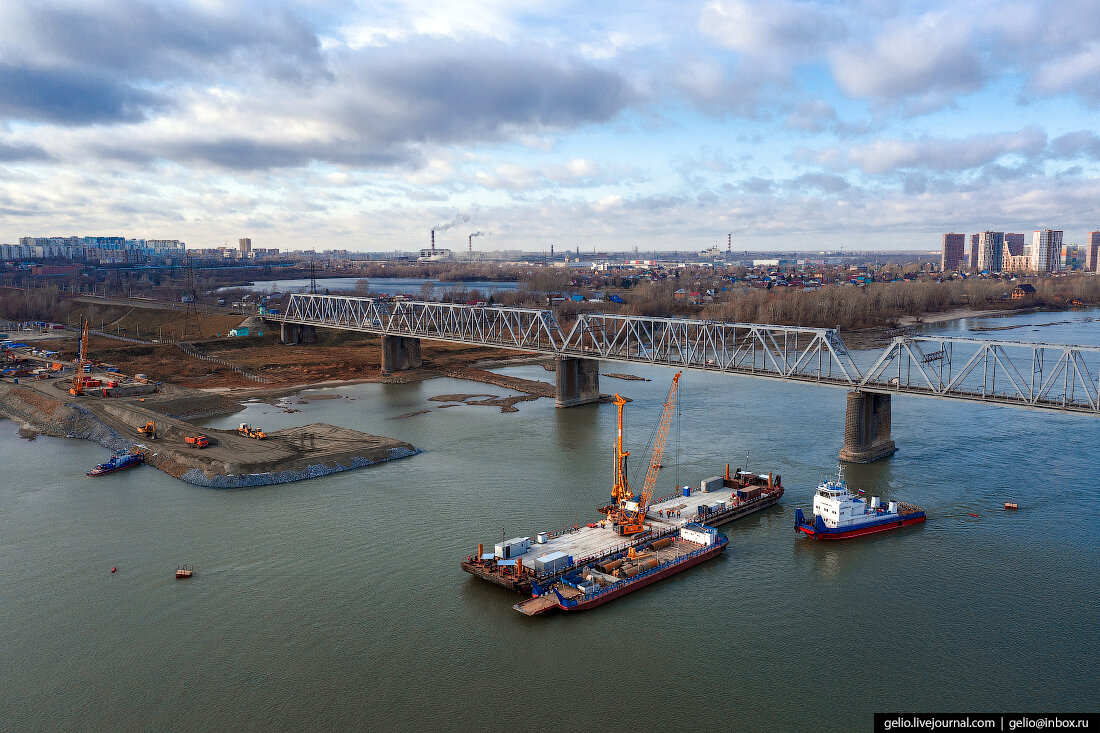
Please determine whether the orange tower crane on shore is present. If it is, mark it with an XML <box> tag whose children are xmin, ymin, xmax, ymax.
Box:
<box><xmin>69</xmin><ymin>320</ymin><xmax>89</xmax><ymax>397</ymax></box>
<box><xmin>608</xmin><ymin>371</ymin><xmax>681</xmax><ymax>536</ymax></box>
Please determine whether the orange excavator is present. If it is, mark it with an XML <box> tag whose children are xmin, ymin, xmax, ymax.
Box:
<box><xmin>605</xmin><ymin>371</ymin><xmax>681</xmax><ymax>536</ymax></box>
<box><xmin>69</xmin><ymin>320</ymin><xmax>89</xmax><ymax>397</ymax></box>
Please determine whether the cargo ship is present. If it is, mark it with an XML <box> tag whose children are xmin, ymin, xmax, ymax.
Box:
<box><xmin>795</xmin><ymin>477</ymin><xmax>925</xmax><ymax>540</ymax></box>
<box><xmin>514</xmin><ymin>524</ymin><xmax>727</xmax><ymax>615</ymax></box>
<box><xmin>462</xmin><ymin>372</ymin><xmax>782</xmax><ymax>610</ymax></box>
<box><xmin>86</xmin><ymin>450</ymin><xmax>143</xmax><ymax>477</ymax></box>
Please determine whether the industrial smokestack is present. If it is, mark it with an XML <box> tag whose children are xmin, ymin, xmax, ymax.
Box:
<box><xmin>468</xmin><ymin>234</ymin><xmax>472</xmax><ymax>253</ymax></box>
<box><xmin>727</xmin><ymin>233</ymin><xmax>731</xmax><ymax>252</ymax></box>
<box><xmin>431</xmin><ymin>229</ymin><xmax>435</xmax><ymax>253</ymax></box>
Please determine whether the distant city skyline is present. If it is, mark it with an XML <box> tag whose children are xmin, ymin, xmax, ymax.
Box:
<box><xmin>1</xmin><ymin>2</ymin><xmax>1100</xmax><ymax>252</ymax></box>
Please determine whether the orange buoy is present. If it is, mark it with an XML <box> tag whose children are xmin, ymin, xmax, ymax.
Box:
<box><xmin>111</xmin><ymin>567</ymin><xmax>117</xmax><ymax>573</ymax></box>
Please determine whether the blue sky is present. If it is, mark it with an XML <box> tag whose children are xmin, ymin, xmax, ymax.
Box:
<box><xmin>1</xmin><ymin>0</ymin><xmax>1099</xmax><ymax>252</ymax></box>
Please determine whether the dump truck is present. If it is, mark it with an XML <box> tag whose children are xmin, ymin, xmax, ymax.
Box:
<box><xmin>185</xmin><ymin>435</ymin><xmax>209</xmax><ymax>448</ymax></box>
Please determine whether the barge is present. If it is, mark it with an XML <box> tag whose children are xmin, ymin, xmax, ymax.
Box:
<box><xmin>514</xmin><ymin>525</ymin><xmax>727</xmax><ymax>615</ymax></box>
<box><xmin>795</xmin><ymin>477</ymin><xmax>925</xmax><ymax>540</ymax></box>
<box><xmin>462</xmin><ymin>372</ymin><xmax>782</xmax><ymax>609</ymax></box>
<box><xmin>460</xmin><ymin>465</ymin><xmax>782</xmax><ymax>595</ymax></box>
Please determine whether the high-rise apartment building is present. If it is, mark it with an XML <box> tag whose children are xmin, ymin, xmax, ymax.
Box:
<box><xmin>239</xmin><ymin>237</ymin><xmax>252</xmax><ymax>255</ymax></box>
<box><xmin>1004</xmin><ymin>233</ymin><xmax>1025</xmax><ymax>256</ymax></box>
<box><xmin>978</xmin><ymin>231</ymin><xmax>1005</xmax><ymax>272</ymax></box>
<box><xmin>941</xmin><ymin>233</ymin><xmax>965</xmax><ymax>271</ymax></box>
<box><xmin>969</xmin><ymin>234</ymin><xmax>979</xmax><ymax>269</ymax></box>
<box><xmin>1030</xmin><ymin>230</ymin><xmax>1063</xmax><ymax>273</ymax></box>
<box><xmin>1061</xmin><ymin>244</ymin><xmax>1087</xmax><ymax>270</ymax></box>
<box><xmin>1088</xmin><ymin>231</ymin><xmax>1100</xmax><ymax>272</ymax></box>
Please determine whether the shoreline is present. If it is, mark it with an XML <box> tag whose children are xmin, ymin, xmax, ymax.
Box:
<box><xmin>0</xmin><ymin>382</ymin><xmax>419</xmax><ymax>489</ymax></box>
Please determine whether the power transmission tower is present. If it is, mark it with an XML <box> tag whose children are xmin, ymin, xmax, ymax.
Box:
<box><xmin>180</xmin><ymin>254</ymin><xmax>201</xmax><ymax>341</ymax></box>
<box><xmin>309</xmin><ymin>257</ymin><xmax>317</xmax><ymax>295</ymax></box>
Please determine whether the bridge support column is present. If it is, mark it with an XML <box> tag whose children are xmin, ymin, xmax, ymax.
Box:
<box><xmin>555</xmin><ymin>357</ymin><xmax>600</xmax><ymax>408</ymax></box>
<box><xmin>299</xmin><ymin>325</ymin><xmax>317</xmax><ymax>344</ymax></box>
<box><xmin>381</xmin><ymin>335</ymin><xmax>422</xmax><ymax>374</ymax></box>
<box><xmin>839</xmin><ymin>391</ymin><xmax>897</xmax><ymax>463</ymax></box>
<box><xmin>281</xmin><ymin>322</ymin><xmax>300</xmax><ymax>345</ymax></box>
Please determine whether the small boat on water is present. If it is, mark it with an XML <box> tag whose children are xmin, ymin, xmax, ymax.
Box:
<box><xmin>86</xmin><ymin>450</ymin><xmax>143</xmax><ymax>477</ymax></box>
<box><xmin>175</xmin><ymin>566</ymin><xmax>193</xmax><ymax>579</ymax></box>
<box><xmin>795</xmin><ymin>476</ymin><xmax>925</xmax><ymax>540</ymax></box>
<box><xmin>1004</xmin><ymin>502</ymin><xmax>1019</xmax><ymax>510</ymax></box>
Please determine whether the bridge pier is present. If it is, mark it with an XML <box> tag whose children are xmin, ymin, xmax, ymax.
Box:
<box><xmin>381</xmin><ymin>335</ymin><xmax>422</xmax><ymax>374</ymax></box>
<box><xmin>555</xmin><ymin>357</ymin><xmax>600</xmax><ymax>408</ymax></box>
<box><xmin>839</xmin><ymin>390</ymin><xmax>897</xmax><ymax>463</ymax></box>
<box><xmin>280</xmin><ymin>323</ymin><xmax>317</xmax><ymax>345</ymax></box>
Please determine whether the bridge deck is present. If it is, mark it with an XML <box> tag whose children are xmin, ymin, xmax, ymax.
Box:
<box><xmin>280</xmin><ymin>294</ymin><xmax>1100</xmax><ymax>414</ymax></box>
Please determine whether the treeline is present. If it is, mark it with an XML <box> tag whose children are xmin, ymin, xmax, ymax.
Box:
<box><xmin>698</xmin><ymin>276</ymin><xmax>1100</xmax><ymax>330</ymax></box>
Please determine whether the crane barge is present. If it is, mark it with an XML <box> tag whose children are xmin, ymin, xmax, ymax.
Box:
<box><xmin>460</xmin><ymin>372</ymin><xmax>785</xmax><ymax>614</ymax></box>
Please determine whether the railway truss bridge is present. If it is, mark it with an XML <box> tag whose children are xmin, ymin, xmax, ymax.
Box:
<box><xmin>279</xmin><ymin>294</ymin><xmax>1100</xmax><ymax>462</ymax></box>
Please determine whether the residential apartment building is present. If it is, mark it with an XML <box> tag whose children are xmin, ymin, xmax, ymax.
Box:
<box><xmin>941</xmin><ymin>233</ymin><xmax>966</xmax><ymax>271</ymax></box>
<box><xmin>977</xmin><ymin>231</ymin><xmax>1005</xmax><ymax>272</ymax></box>
<box><xmin>9</xmin><ymin>236</ymin><xmax>186</xmax><ymax>263</ymax></box>
<box><xmin>1030</xmin><ymin>230</ymin><xmax>1062</xmax><ymax>273</ymax></box>
<box><xmin>1061</xmin><ymin>244</ymin><xmax>1087</xmax><ymax>270</ymax></box>
<box><xmin>1088</xmin><ymin>231</ymin><xmax>1100</xmax><ymax>272</ymax></box>
<box><xmin>969</xmin><ymin>234</ymin><xmax>979</xmax><ymax>269</ymax></box>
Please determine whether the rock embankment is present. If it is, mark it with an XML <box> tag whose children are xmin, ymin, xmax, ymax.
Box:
<box><xmin>0</xmin><ymin>383</ymin><xmax>418</xmax><ymax>488</ymax></box>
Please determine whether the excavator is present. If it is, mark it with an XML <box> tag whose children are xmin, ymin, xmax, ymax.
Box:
<box><xmin>605</xmin><ymin>371</ymin><xmax>681</xmax><ymax>536</ymax></box>
<box><xmin>237</xmin><ymin>423</ymin><xmax>267</xmax><ymax>440</ymax></box>
<box><xmin>138</xmin><ymin>421</ymin><xmax>157</xmax><ymax>440</ymax></box>
<box><xmin>69</xmin><ymin>320</ymin><xmax>89</xmax><ymax>397</ymax></box>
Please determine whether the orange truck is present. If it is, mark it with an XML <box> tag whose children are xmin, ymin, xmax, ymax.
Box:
<box><xmin>185</xmin><ymin>435</ymin><xmax>209</xmax><ymax>448</ymax></box>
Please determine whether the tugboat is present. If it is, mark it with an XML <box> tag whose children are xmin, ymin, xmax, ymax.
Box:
<box><xmin>86</xmin><ymin>449</ymin><xmax>144</xmax><ymax>477</ymax></box>
<box><xmin>795</xmin><ymin>475</ymin><xmax>925</xmax><ymax>540</ymax></box>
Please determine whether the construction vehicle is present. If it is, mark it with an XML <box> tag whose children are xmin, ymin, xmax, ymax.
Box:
<box><xmin>138</xmin><ymin>421</ymin><xmax>157</xmax><ymax>440</ymax></box>
<box><xmin>238</xmin><ymin>423</ymin><xmax>267</xmax><ymax>440</ymax></box>
<box><xmin>604</xmin><ymin>372</ymin><xmax>681</xmax><ymax>536</ymax></box>
<box><xmin>185</xmin><ymin>435</ymin><xmax>209</xmax><ymax>448</ymax></box>
<box><xmin>69</xmin><ymin>320</ymin><xmax>89</xmax><ymax>396</ymax></box>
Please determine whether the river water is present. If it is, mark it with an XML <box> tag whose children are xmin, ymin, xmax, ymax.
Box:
<box><xmin>3</xmin><ymin>309</ymin><xmax>1098</xmax><ymax>731</ymax></box>
<box><xmin>220</xmin><ymin>276</ymin><xmax>520</xmax><ymax>296</ymax></box>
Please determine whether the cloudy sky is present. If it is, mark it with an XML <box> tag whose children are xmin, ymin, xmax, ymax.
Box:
<box><xmin>1</xmin><ymin>0</ymin><xmax>1099</xmax><ymax>253</ymax></box>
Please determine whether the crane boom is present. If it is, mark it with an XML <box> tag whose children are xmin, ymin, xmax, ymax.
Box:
<box><xmin>70</xmin><ymin>320</ymin><xmax>89</xmax><ymax>396</ymax></box>
<box><xmin>611</xmin><ymin>371</ymin><xmax>681</xmax><ymax>535</ymax></box>
<box><xmin>636</xmin><ymin>371</ymin><xmax>681</xmax><ymax>517</ymax></box>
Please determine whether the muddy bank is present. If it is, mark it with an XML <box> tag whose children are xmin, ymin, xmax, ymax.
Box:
<box><xmin>0</xmin><ymin>384</ymin><xmax>418</xmax><ymax>488</ymax></box>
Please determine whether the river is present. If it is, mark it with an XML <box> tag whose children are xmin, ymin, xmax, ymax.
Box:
<box><xmin>3</xmin><ymin>309</ymin><xmax>1097</xmax><ymax>731</ymax></box>
<box><xmin>219</xmin><ymin>276</ymin><xmax>520</xmax><ymax>297</ymax></box>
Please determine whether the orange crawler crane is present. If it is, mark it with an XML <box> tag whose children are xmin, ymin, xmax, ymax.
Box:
<box><xmin>607</xmin><ymin>371</ymin><xmax>681</xmax><ymax>536</ymax></box>
<box><xmin>69</xmin><ymin>320</ymin><xmax>89</xmax><ymax>397</ymax></box>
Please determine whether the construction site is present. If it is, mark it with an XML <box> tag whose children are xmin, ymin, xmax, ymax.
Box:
<box><xmin>0</xmin><ymin>317</ymin><xmax>419</xmax><ymax>487</ymax></box>
<box><xmin>460</xmin><ymin>372</ymin><xmax>785</xmax><ymax>613</ymax></box>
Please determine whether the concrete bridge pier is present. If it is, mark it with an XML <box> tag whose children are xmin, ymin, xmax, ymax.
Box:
<box><xmin>839</xmin><ymin>390</ymin><xmax>897</xmax><ymax>463</ymax></box>
<box><xmin>555</xmin><ymin>357</ymin><xmax>600</xmax><ymax>408</ymax></box>
<box><xmin>381</xmin><ymin>335</ymin><xmax>422</xmax><ymax>374</ymax></box>
<box><xmin>280</xmin><ymin>323</ymin><xmax>317</xmax><ymax>345</ymax></box>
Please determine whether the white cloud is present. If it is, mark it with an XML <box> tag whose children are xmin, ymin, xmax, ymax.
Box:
<box><xmin>843</xmin><ymin>127</ymin><xmax>1048</xmax><ymax>174</ymax></box>
<box><xmin>830</xmin><ymin>11</ymin><xmax>984</xmax><ymax>108</ymax></box>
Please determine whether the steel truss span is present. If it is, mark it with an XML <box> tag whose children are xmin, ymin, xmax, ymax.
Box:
<box><xmin>282</xmin><ymin>294</ymin><xmax>1100</xmax><ymax>414</ymax></box>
